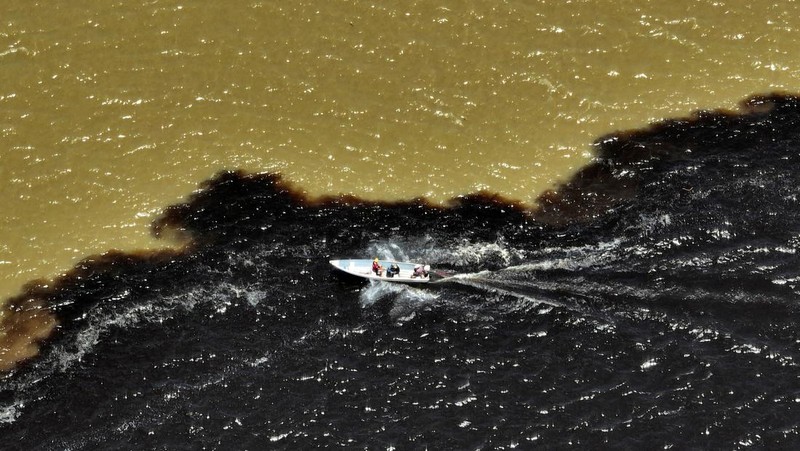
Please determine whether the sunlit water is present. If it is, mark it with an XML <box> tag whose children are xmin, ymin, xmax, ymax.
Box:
<box><xmin>2</xmin><ymin>0</ymin><xmax>800</xmax><ymax>304</ymax></box>
<box><xmin>3</xmin><ymin>1</ymin><xmax>800</xmax><ymax>447</ymax></box>
<box><xmin>5</xmin><ymin>96</ymin><xmax>800</xmax><ymax>446</ymax></box>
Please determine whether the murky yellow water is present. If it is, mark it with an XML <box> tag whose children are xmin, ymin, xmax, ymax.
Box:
<box><xmin>2</xmin><ymin>1</ymin><xmax>800</xmax><ymax>364</ymax></box>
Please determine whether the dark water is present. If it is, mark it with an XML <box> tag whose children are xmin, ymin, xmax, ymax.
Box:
<box><xmin>4</xmin><ymin>95</ymin><xmax>800</xmax><ymax>449</ymax></box>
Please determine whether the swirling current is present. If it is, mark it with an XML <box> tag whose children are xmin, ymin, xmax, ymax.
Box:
<box><xmin>4</xmin><ymin>95</ymin><xmax>800</xmax><ymax>448</ymax></box>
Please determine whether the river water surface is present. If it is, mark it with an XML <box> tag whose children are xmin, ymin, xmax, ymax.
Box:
<box><xmin>3</xmin><ymin>1</ymin><xmax>800</xmax><ymax>448</ymax></box>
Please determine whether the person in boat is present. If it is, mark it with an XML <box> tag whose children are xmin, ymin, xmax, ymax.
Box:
<box><xmin>372</xmin><ymin>258</ymin><xmax>383</xmax><ymax>276</ymax></box>
<box><xmin>387</xmin><ymin>263</ymin><xmax>400</xmax><ymax>278</ymax></box>
<box><xmin>412</xmin><ymin>264</ymin><xmax>430</xmax><ymax>278</ymax></box>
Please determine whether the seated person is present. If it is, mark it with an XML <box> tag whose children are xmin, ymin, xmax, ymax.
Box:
<box><xmin>412</xmin><ymin>264</ymin><xmax>430</xmax><ymax>278</ymax></box>
<box><xmin>387</xmin><ymin>263</ymin><xmax>400</xmax><ymax>278</ymax></box>
<box><xmin>372</xmin><ymin>258</ymin><xmax>383</xmax><ymax>276</ymax></box>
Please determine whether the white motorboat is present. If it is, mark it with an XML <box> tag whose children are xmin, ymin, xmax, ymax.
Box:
<box><xmin>329</xmin><ymin>259</ymin><xmax>431</xmax><ymax>283</ymax></box>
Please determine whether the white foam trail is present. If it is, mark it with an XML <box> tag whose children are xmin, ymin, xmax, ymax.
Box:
<box><xmin>6</xmin><ymin>281</ymin><xmax>265</xmax><ymax>406</ymax></box>
<box><xmin>443</xmin><ymin>273</ymin><xmax>566</xmax><ymax>310</ymax></box>
<box><xmin>525</xmin><ymin>238</ymin><xmax>626</xmax><ymax>271</ymax></box>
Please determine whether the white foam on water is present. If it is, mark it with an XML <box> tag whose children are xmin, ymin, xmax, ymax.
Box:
<box><xmin>729</xmin><ymin>343</ymin><xmax>763</xmax><ymax>355</ymax></box>
<box><xmin>50</xmin><ymin>288</ymin><xmax>214</xmax><ymax>373</ymax></box>
<box><xmin>270</xmin><ymin>432</ymin><xmax>291</xmax><ymax>442</ymax></box>
<box><xmin>4</xmin><ymin>279</ymin><xmax>271</xmax><ymax>427</ymax></box>
<box><xmin>0</xmin><ymin>400</ymin><xmax>23</xmax><ymax>425</ymax></box>
<box><xmin>248</xmin><ymin>352</ymin><xmax>274</xmax><ymax>368</ymax></box>
<box><xmin>358</xmin><ymin>280</ymin><xmax>437</xmax><ymax>308</ymax></box>
<box><xmin>637</xmin><ymin>212</ymin><xmax>673</xmax><ymax>233</ymax></box>
<box><xmin>640</xmin><ymin>358</ymin><xmax>658</xmax><ymax>370</ymax></box>
<box><xmin>367</xmin><ymin>242</ymin><xmax>413</xmax><ymax>263</ymax></box>
<box><xmin>444</xmin><ymin>238</ymin><xmax>523</xmax><ymax>267</ymax></box>
<box><xmin>441</xmin><ymin>270</ymin><xmax>495</xmax><ymax>282</ymax></box>
<box><xmin>443</xmin><ymin>274</ymin><xmax>567</xmax><ymax>314</ymax></box>
<box><xmin>357</xmin><ymin>279</ymin><xmax>448</xmax><ymax>325</ymax></box>
<box><xmin>522</xmin><ymin>238</ymin><xmax>626</xmax><ymax>271</ymax></box>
